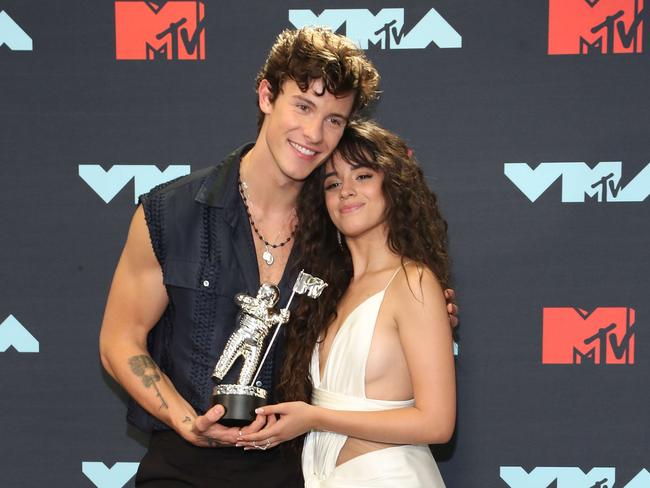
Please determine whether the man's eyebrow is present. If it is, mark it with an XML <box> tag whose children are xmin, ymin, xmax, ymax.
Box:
<box><xmin>292</xmin><ymin>95</ymin><xmax>316</xmax><ymax>108</ymax></box>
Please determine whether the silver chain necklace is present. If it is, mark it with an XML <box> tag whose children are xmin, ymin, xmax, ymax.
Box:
<box><xmin>238</xmin><ymin>177</ymin><xmax>295</xmax><ymax>266</ymax></box>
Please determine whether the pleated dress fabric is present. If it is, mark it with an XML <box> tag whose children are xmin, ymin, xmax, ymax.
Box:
<box><xmin>302</xmin><ymin>268</ymin><xmax>446</xmax><ymax>487</ymax></box>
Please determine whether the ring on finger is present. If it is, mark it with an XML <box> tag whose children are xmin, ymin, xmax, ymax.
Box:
<box><xmin>257</xmin><ymin>438</ymin><xmax>272</xmax><ymax>451</ymax></box>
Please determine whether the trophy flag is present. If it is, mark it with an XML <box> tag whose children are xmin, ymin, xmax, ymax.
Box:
<box><xmin>250</xmin><ymin>270</ymin><xmax>328</xmax><ymax>386</ymax></box>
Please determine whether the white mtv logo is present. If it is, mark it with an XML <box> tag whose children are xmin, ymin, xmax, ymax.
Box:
<box><xmin>504</xmin><ymin>162</ymin><xmax>650</xmax><ymax>203</ymax></box>
<box><xmin>79</xmin><ymin>165</ymin><xmax>190</xmax><ymax>204</ymax></box>
<box><xmin>0</xmin><ymin>315</ymin><xmax>38</xmax><ymax>353</ymax></box>
<box><xmin>289</xmin><ymin>8</ymin><xmax>461</xmax><ymax>50</ymax></box>
<box><xmin>500</xmin><ymin>467</ymin><xmax>650</xmax><ymax>487</ymax></box>
<box><xmin>82</xmin><ymin>462</ymin><xmax>139</xmax><ymax>488</ymax></box>
<box><xmin>0</xmin><ymin>11</ymin><xmax>33</xmax><ymax>51</ymax></box>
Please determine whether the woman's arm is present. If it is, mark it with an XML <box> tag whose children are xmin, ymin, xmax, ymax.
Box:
<box><xmin>237</xmin><ymin>266</ymin><xmax>456</xmax><ymax>448</ymax></box>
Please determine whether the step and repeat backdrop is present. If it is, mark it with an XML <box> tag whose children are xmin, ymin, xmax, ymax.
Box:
<box><xmin>1</xmin><ymin>1</ymin><xmax>649</xmax><ymax>486</ymax></box>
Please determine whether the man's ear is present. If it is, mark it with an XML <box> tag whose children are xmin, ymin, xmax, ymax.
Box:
<box><xmin>258</xmin><ymin>79</ymin><xmax>275</xmax><ymax>115</ymax></box>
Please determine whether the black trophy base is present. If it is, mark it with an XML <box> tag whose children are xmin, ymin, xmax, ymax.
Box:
<box><xmin>212</xmin><ymin>384</ymin><xmax>268</xmax><ymax>427</ymax></box>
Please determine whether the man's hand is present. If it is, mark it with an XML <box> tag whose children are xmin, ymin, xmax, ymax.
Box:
<box><xmin>183</xmin><ymin>404</ymin><xmax>268</xmax><ymax>448</ymax></box>
<box><xmin>444</xmin><ymin>289</ymin><xmax>459</xmax><ymax>328</ymax></box>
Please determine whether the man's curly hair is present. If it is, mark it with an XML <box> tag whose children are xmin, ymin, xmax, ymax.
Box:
<box><xmin>255</xmin><ymin>27</ymin><xmax>380</xmax><ymax>130</ymax></box>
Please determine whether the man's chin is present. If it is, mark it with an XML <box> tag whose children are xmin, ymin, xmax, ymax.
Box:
<box><xmin>282</xmin><ymin>164</ymin><xmax>322</xmax><ymax>183</ymax></box>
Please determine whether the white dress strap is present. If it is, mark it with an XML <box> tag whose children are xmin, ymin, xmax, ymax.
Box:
<box><xmin>382</xmin><ymin>262</ymin><xmax>413</xmax><ymax>292</ymax></box>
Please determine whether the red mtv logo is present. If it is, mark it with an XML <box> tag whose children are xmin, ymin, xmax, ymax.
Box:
<box><xmin>548</xmin><ymin>0</ymin><xmax>644</xmax><ymax>54</ymax></box>
<box><xmin>115</xmin><ymin>1</ymin><xmax>205</xmax><ymax>60</ymax></box>
<box><xmin>542</xmin><ymin>307</ymin><xmax>636</xmax><ymax>364</ymax></box>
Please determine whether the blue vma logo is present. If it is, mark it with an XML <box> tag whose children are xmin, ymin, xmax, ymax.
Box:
<box><xmin>289</xmin><ymin>8</ymin><xmax>461</xmax><ymax>50</ymax></box>
<box><xmin>500</xmin><ymin>467</ymin><xmax>650</xmax><ymax>488</ymax></box>
<box><xmin>0</xmin><ymin>315</ymin><xmax>39</xmax><ymax>353</ymax></box>
<box><xmin>0</xmin><ymin>11</ymin><xmax>33</xmax><ymax>51</ymax></box>
<box><xmin>79</xmin><ymin>164</ymin><xmax>190</xmax><ymax>204</ymax></box>
<box><xmin>505</xmin><ymin>162</ymin><xmax>650</xmax><ymax>203</ymax></box>
<box><xmin>82</xmin><ymin>462</ymin><xmax>139</xmax><ymax>488</ymax></box>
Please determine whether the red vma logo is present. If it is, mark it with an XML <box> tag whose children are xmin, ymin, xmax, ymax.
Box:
<box><xmin>548</xmin><ymin>0</ymin><xmax>645</xmax><ymax>54</ymax></box>
<box><xmin>542</xmin><ymin>307</ymin><xmax>636</xmax><ymax>364</ymax></box>
<box><xmin>115</xmin><ymin>1</ymin><xmax>205</xmax><ymax>60</ymax></box>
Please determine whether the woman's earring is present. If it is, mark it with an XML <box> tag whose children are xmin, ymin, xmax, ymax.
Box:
<box><xmin>337</xmin><ymin>230</ymin><xmax>343</xmax><ymax>250</ymax></box>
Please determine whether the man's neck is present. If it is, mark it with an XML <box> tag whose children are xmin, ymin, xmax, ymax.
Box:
<box><xmin>239</xmin><ymin>143</ymin><xmax>302</xmax><ymax>214</ymax></box>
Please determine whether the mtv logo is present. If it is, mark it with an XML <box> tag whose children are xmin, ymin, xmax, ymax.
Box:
<box><xmin>548</xmin><ymin>0</ymin><xmax>644</xmax><ymax>54</ymax></box>
<box><xmin>0</xmin><ymin>315</ymin><xmax>39</xmax><ymax>353</ymax></box>
<box><xmin>542</xmin><ymin>307</ymin><xmax>636</xmax><ymax>365</ymax></box>
<box><xmin>289</xmin><ymin>8</ymin><xmax>461</xmax><ymax>50</ymax></box>
<box><xmin>82</xmin><ymin>462</ymin><xmax>139</xmax><ymax>488</ymax></box>
<box><xmin>79</xmin><ymin>164</ymin><xmax>190</xmax><ymax>203</ymax></box>
<box><xmin>504</xmin><ymin>162</ymin><xmax>650</xmax><ymax>203</ymax></box>
<box><xmin>115</xmin><ymin>1</ymin><xmax>206</xmax><ymax>60</ymax></box>
<box><xmin>0</xmin><ymin>11</ymin><xmax>33</xmax><ymax>51</ymax></box>
<box><xmin>500</xmin><ymin>466</ymin><xmax>615</xmax><ymax>488</ymax></box>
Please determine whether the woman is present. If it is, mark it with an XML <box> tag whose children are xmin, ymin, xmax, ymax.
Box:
<box><xmin>237</xmin><ymin>120</ymin><xmax>455</xmax><ymax>487</ymax></box>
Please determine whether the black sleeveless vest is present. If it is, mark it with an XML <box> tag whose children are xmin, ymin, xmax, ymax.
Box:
<box><xmin>127</xmin><ymin>145</ymin><xmax>298</xmax><ymax>432</ymax></box>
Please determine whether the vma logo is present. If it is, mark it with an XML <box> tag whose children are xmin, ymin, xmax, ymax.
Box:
<box><xmin>542</xmin><ymin>307</ymin><xmax>636</xmax><ymax>365</ymax></box>
<box><xmin>79</xmin><ymin>164</ymin><xmax>190</xmax><ymax>203</ymax></box>
<box><xmin>501</xmin><ymin>466</ymin><xmax>650</xmax><ymax>487</ymax></box>
<box><xmin>289</xmin><ymin>8</ymin><xmax>461</xmax><ymax>50</ymax></box>
<box><xmin>548</xmin><ymin>0</ymin><xmax>645</xmax><ymax>55</ymax></box>
<box><xmin>82</xmin><ymin>462</ymin><xmax>139</xmax><ymax>488</ymax></box>
<box><xmin>0</xmin><ymin>11</ymin><xmax>33</xmax><ymax>51</ymax></box>
<box><xmin>504</xmin><ymin>162</ymin><xmax>650</xmax><ymax>203</ymax></box>
<box><xmin>115</xmin><ymin>1</ymin><xmax>206</xmax><ymax>60</ymax></box>
<box><xmin>0</xmin><ymin>315</ymin><xmax>39</xmax><ymax>353</ymax></box>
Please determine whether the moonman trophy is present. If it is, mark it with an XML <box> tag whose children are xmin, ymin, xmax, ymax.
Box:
<box><xmin>212</xmin><ymin>270</ymin><xmax>328</xmax><ymax>426</ymax></box>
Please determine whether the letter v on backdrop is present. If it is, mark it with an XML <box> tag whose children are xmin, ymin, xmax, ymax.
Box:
<box><xmin>0</xmin><ymin>11</ymin><xmax>33</xmax><ymax>51</ymax></box>
<box><xmin>79</xmin><ymin>164</ymin><xmax>191</xmax><ymax>203</ymax></box>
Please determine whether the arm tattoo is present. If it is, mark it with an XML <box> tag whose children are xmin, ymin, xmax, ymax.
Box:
<box><xmin>183</xmin><ymin>416</ymin><xmax>192</xmax><ymax>424</ymax></box>
<box><xmin>128</xmin><ymin>355</ymin><xmax>169</xmax><ymax>410</ymax></box>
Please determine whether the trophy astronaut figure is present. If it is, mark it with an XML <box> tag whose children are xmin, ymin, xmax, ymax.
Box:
<box><xmin>211</xmin><ymin>272</ymin><xmax>326</xmax><ymax>425</ymax></box>
<box><xmin>212</xmin><ymin>283</ymin><xmax>289</xmax><ymax>386</ymax></box>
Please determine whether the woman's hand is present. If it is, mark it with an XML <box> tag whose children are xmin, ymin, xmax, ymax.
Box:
<box><xmin>236</xmin><ymin>401</ymin><xmax>317</xmax><ymax>450</ymax></box>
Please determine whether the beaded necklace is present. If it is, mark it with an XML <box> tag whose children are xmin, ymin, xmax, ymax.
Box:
<box><xmin>238</xmin><ymin>177</ymin><xmax>295</xmax><ymax>266</ymax></box>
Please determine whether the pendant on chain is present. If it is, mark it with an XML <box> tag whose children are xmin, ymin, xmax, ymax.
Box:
<box><xmin>262</xmin><ymin>246</ymin><xmax>274</xmax><ymax>266</ymax></box>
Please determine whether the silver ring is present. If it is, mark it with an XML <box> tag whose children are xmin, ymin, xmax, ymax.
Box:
<box><xmin>238</xmin><ymin>430</ymin><xmax>243</xmax><ymax>437</ymax></box>
<box><xmin>257</xmin><ymin>438</ymin><xmax>272</xmax><ymax>451</ymax></box>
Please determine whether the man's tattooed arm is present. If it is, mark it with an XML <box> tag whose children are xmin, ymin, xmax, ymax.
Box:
<box><xmin>128</xmin><ymin>355</ymin><xmax>169</xmax><ymax>410</ymax></box>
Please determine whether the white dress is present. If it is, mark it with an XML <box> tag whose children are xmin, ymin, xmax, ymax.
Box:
<box><xmin>302</xmin><ymin>268</ymin><xmax>446</xmax><ymax>487</ymax></box>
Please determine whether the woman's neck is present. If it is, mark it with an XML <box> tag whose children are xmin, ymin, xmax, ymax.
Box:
<box><xmin>345</xmin><ymin>226</ymin><xmax>401</xmax><ymax>280</ymax></box>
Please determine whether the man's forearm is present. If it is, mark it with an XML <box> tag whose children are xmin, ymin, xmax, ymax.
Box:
<box><xmin>127</xmin><ymin>354</ymin><xmax>170</xmax><ymax>411</ymax></box>
<box><xmin>101</xmin><ymin>345</ymin><xmax>197</xmax><ymax>437</ymax></box>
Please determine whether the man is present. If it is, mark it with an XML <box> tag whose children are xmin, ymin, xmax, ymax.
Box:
<box><xmin>99</xmin><ymin>27</ymin><xmax>456</xmax><ymax>486</ymax></box>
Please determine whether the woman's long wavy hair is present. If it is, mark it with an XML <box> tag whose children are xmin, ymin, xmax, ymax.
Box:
<box><xmin>278</xmin><ymin>120</ymin><xmax>451</xmax><ymax>405</ymax></box>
